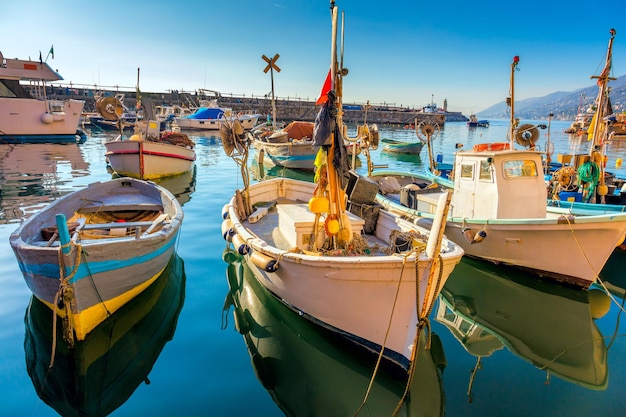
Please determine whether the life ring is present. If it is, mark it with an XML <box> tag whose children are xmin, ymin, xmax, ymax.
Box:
<box><xmin>472</xmin><ymin>142</ymin><xmax>511</xmax><ymax>152</ymax></box>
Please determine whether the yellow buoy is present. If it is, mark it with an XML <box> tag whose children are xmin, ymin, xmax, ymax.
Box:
<box><xmin>338</xmin><ymin>227</ymin><xmax>351</xmax><ymax>243</ymax></box>
<box><xmin>130</xmin><ymin>134</ymin><xmax>141</xmax><ymax>141</ymax></box>
<box><xmin>326</xmin><ymin>219</ymin><xmax>340</xmax><ymax>235</ymax></box>
<box><xmin>308</xmin><ymin>197</ymin><xmax>330</xmax><ymax>214</ymax></box>
<box><xmin>616</xmin><ymin>158</ymin><xmax>623</xmax><ymax>169</ymax></box>
<box><xmin>588</xmin><ymin>288</ymin><xmax>611</xmax><ymax>319</ymax></box>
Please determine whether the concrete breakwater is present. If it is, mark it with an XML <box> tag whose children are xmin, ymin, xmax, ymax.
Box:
<box><xmin>45</xmin><ymin>86</ymin><xmax>468</xmax><ymax>126</ymax></box>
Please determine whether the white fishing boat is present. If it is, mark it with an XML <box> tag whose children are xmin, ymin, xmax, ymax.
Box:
<box><xmin>251</xmin><ymin>120</ymin><xmax>318</xmax><ymax>170</ymax></box>
<box><xmin>101</xmin><ymin>75</ymin><xmax>196</xmax><ymax>180</ymax></box>
<box><xmin>0</xmin><ymin>50</ymin><xmax>86</xmax><ymax>143</ymax></box>
<box><xmin>10</xmin><ymin>177</ymin><xmax>183</xmax><ymax>342</ymax></box>
<box><xmin>548</xmin><ymin>29</ymin><xmax>625</xmax><ymax>206</ymax></box>
<box><xmin>373</xmin><ymin>55</ymin><xmax>626</xmax><ymax>288</ymax></box>
<box><xmin>223</xmin><ymin>251</ymin><xmax>446</xmax><ymax>414</ymax></box>
<box><xmin>104</xmin><ymin>119</ymin><xmax>196</xmax><ymax>180</ymax></box>
<box><xmin>220</xmin><ymin>2</ymin><xmax>464</xmax><ymax>373</ymax></box>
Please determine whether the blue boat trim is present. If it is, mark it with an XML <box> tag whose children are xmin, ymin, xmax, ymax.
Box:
<box><xmin>17</xmin><ymin>233</ymin><xmax>179</xmax><ymax>284</ymax></box>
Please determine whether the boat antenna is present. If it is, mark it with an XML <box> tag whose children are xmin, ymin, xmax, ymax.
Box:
<box><xmin>508</xmin><ymin>56</ymin><xmax>520</xmax><ymax>148</ymax></box>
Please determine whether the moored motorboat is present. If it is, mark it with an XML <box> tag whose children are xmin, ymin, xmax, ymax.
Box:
<box><xmin>0</xmin><ymin>50</ymin><xmax>86</xmax><ymax>144</ymax></box>
<box><xmin>10</xmin><ymin>177</ymin><xmax>183</xmax><ymax>342</ymax></box>
<box><xmin>372</xmin><ymin>55</ymin><xmax>626</xmax><ymax>288</ymax></box>
<box><xmin>176</xmin><ymin>99</ymin><xmax>261</xmax><ymax>131</ymax></box>
<box><xmin>467</xmin><ymin>113</ymin><xmax>489</xmax><ymax>128</ymax></box>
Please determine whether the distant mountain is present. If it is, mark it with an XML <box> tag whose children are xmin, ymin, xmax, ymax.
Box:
<box><xmin>477</xmin><ymin>74</ymin><xmax>626</xmax><ymax>120</ymax></box>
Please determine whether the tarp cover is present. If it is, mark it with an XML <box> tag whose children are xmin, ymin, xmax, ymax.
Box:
<box><xmin>284</xmin><ymin>121</ymin><xmax>314</xmax><ymax>140</ymax></box>
<box><xmin>188</xmin><ymin>107</ymin><xmax>225</xmax><ymax>120</ymax></box>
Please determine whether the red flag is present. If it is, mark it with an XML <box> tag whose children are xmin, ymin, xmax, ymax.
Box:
<box><xmin>315</xmin><ymin>69</ymin><xmax>332</xmax><ymax>105</ymax></box>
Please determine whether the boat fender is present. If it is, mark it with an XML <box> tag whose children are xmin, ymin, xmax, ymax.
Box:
<box><xmin>471</xmin><ymin>230</ymin><xmax>487</xmax><ymax>244</ymax></box>
<box><xmin>222</xmin><ymin>204</ymin><xmax>230</xmax><ymax>219</ymax></box>
<box><xmin>221</xmin><ymin>219</ymin><xmax>235</xmax><ymax>242</ymax></box>
<box><xmin>41</xmin><ymin>112</ymin><xmax>54</xmax><ymax>124</ymax></box>
<box><xmin>232</xmin><ymin>233</ymin><xmax>250</xmax><ymax>255</ymax></box>
<box><xmin>250</xmin><ymin>251</ymin><xmax>279</xmax><ymax>272</ymax></box>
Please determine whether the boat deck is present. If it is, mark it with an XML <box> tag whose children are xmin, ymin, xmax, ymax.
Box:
<box><xmin>245</xmin><ymin>199</ymin><xmax>389</xmax><ymax>254</ymax></box>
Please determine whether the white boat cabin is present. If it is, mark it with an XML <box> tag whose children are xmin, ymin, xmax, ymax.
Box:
<box><xmin>451</xmin><ymin>148</ymin><xmax>547</xmax><ymax>219</ymax></box>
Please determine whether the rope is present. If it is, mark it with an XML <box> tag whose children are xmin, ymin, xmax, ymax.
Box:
<box><xmin>577</xmin><ymin>161</ymin><xmax>600</xmax><ymax>202</ymax></box>
<box><xmin>352</xmin><ymin>253</ymin><xmax>410</xmax><ymax>417</ymax></box>
<box><xmin>391</xmin><ymin>254</ymin><xmax>444</xmax><ymax>417</ymax></box>
<box><xmin>353</xmin><ymin>248</ymin><xmax>443</xmax><ymax>416</ymax></box>
<box><xmin>56</xmin><ymin>241</ymin><xmax>83</xmax><ymax>347</ymax></box>
<box><xmin>559</xmin><ymin>216</ymin><xmax>626</xmax><ymax>316</ymax></box>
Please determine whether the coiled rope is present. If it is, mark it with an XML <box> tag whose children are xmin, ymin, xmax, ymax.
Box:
<box><xmin>577</xmin><ymin>161</ymin><xmax>600</xmax><ymax>202</ymax></box>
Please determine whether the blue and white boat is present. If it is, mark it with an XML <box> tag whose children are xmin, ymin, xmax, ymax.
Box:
<box><xmin>10</xmin><ymin>177</ymin><xmax>183</xmax><ymax>342</ymax></box>
<box><xmin>176</xmin><ymin>99</ymin><xmax>261</xmax><ymax>131</ymax></box>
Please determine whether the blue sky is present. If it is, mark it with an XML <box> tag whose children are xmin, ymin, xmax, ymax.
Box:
<box><xmin>2</xmin><ymin>0</ymin><xmax>624</xmax><ymax>115</ymax></box>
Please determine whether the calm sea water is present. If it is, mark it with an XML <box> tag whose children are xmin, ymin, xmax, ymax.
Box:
<box><xmin>1</xmin><ymin>120</ymin><xmax>626</xmax><ymax>416</ymax></box>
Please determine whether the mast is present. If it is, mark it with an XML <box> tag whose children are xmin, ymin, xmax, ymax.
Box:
<box><xmin>588</xmin><ymin>28</ymin><xmax>616</xmax><ymax>152</ymax></box>
<box><xmin>508</xmin><ymin>56</ymin><xmax>520</xmax><ymax>147</ymax></box>
<box><xmin>587</xmin><ymin>29</ymin><xmax>617</xmax><ymax>203</ymax></box>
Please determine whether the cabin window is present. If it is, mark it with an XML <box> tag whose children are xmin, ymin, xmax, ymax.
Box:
<box><xmin>460</xmin><ymin>163</ymin><xmax>474</xmax><ymax>179</ymax></box>
<box><xmin>503</xmin><ymin>160</ymin><xmax>538</xmax><ymax>178</ymax></box>
<box><xmin>479</xmin><ymin>161</ymin><xmax>492</xmax><ymax>180</ymax></box>
<box><xmin>49</xmin><ymin>101</ymin><xmax>65</xmax><ymax>113</ymax></box>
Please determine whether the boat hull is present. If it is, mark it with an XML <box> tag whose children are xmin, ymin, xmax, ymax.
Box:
<box><xmin>224</xmin><ymin>254</ymin><xmax>446</xmax><ymax>412</ymax></box>
<box><xmin>10</xmin><ymin>178</ymin><xmax>184</xmax><ymax>340</ymax></box>
<box><xmin>105</xmin><ymin>139</ymin><xmax>196</xmax><ymax>180</ymax></box>
<box><xmin>381</xmin><ymin>139</ymin><xmax>424</xmax><ymax>154</ymax></box>
<box><xmin>176</xmin><ymin>114</ymin><xmax>260</xmax><ymax>130</ymax></box>
<box><xmin>224</xmin><ymin>177</ymin><xmax>463</xmax><ymax>370</ymax></box>
<box><xmin>374</xmin><ymin>188</ymin><xmax>626</xmax><ymax>287</ymax></box>
<box><xmin>0</xmin><ymin>97</ymin><xmax>85</xmax><ymax>143</ymax></box>
<box><xmin>254</xmin><ymin>139</ymin><xmax>317</xmax><ymax>170</ymax></box>
<box><xmin>24</xmin><ymin>253</ymin><xmax>186</xmax><ymax>416</ymax></box>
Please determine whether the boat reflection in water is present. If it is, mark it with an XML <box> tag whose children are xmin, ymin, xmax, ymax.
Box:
<box><xmin>435</xmin><ymin>257</ymin><xmax>610</xmax><ymax>400</ymax></box>
<box><xmin>153</xmin><ymin>165</ymin><xmax>197</xmax><ymax>206</ymax></box>
<box><xmin>222</xmin><ymin>249</ymin><xmax>446</xmax><ymax>416</ymax></box>
<box><xmin>109</xmin><ymin>164</ymin><xmax>197</xmax><ymax>207</ymax></box>
<box><xmin>0</xmin><ymin>143</ymin><xmax>90</xmax><ymax>223</ymax></box>
<box><xmin>24</xmin><ymin>253</ymin><xmax>186</xmax><ymax>417</ymax></box>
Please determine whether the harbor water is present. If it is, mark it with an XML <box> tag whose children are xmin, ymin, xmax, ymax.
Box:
<box><xmin>1</xmin><ymin>120</ymin><xmax>626</xmax><ymax>416</ymax></box>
